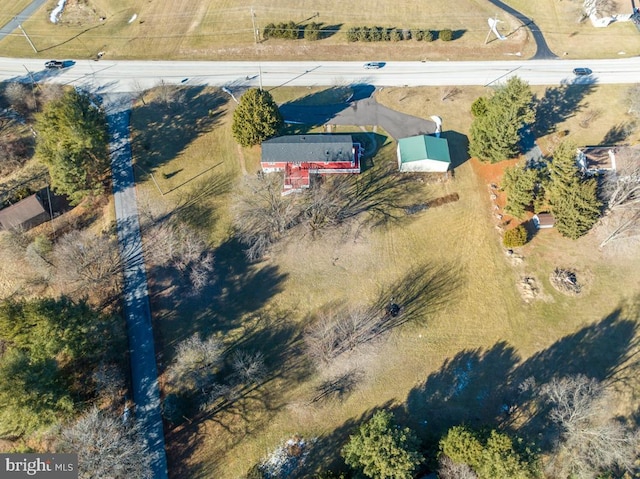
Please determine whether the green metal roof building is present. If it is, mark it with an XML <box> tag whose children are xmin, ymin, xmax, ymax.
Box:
<box><xmin>397</xmin><ymin>135</ymin><xmax>451</xmax><ymax>173</ymax></box>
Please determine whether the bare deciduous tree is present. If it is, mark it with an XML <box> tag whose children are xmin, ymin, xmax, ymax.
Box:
<box><xmin>438</xmin><ymin>455</ymin><xmax>478</xmax><ymax>479</ymax></box>
<box><xmin>54</xmin><ymin>229</ymin><xmax>123</xmax><ymax>294</ymax></box>
<box><xmin>56</xmin><ymin>406</ymin><xmax>152</xmax><ymax>479</ymax></box>
<box><xmin>234</xmin><ymin>172</ymin><xmax>301</xmax><ymax>261</ymax></box>
<box><xmin>624</xmin><ymin>84</ymin><xmax>640</xmax><ymax>118</ymax></box>
<box><xmin>231</xmin><ymin>350</ymin><xmax>266</xmax><ymax>385</ymax></box>
<box><xmin>599</xmin><ymin>150</ymin><xmax>640</xmax><ymax>248</ymax></box>
<box><xmin>541</xmin><ymin>375</ymin><xmax>639</xmax><ymax>479</ymax></box>
<box><xmin>92</xmin><ymin>362</ymin><xmax>126</xmax><ymax>401</ymax></box>
<box><xmin>4</xmin><ymin>82</ymin><xmax>35</xmax><ymax>113</ymax></box>
<box><xmin>165</xmin><ymin>333</ymin><xmax>223</xmax><ymax>393</ymax></box>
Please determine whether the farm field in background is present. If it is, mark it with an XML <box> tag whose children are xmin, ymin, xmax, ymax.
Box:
<box><xmin>0</xmin><ymin>0</ymin><xmax>638</xmax><ymax>60</ymax></box>
<box><xmin>130</xmin><ymin>82</ymin><xmax>640</xmax><ymax>478</ymax></box>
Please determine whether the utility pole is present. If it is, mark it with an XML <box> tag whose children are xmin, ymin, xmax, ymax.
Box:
<box><xmin>250</xmin><ymin>7</ymin><xmax>259</xmax><ymax>44</ymax></box>
<box><xmin>22</xmin><ymin>65</ymin><xmax>39</xmax><ymax>112</ymax></box>
<box><xmin>18</xmin><ymin>24</ymin><xmax>37</xmax><ymax>53</ymax></box>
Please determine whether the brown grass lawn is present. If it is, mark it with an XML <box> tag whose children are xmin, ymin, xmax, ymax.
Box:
<box><xmin>506</xmin><ymin>0</ymin><xmax>640</xmax><ymax>59</ymax></box>
<box><xmin>130</xmin><ymin>82</ymin><xmax>640</xmax><ymax>478</ymax></box>
<box><xmin>0</xmin><ymin>0</ymin><xmax>33</xmax><ymax>26</ymax></box>
<box><xmin>0</xmin><ymin>0</ymin><xmax>637</xmax><ymax>60</ymax></box>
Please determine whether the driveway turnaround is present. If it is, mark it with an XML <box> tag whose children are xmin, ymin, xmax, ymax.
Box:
<box><xmin>106</xmin><ymin>94</ymin><xmax>168</xmax><ymax>479</ymax></box>
<box><xmin>0</xmin><ymin>0</ymin><xmax>49</xmax><ymax>42</ymax></box>
<box><xmin>281</xmin><ymin>97</ymin><xmax>437</xmax><ymax>140</ymax></box>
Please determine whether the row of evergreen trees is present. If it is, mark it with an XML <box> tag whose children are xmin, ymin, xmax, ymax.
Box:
<box><xmin>262</xmin><ymin>23</ymin><xmax>455</xmax><ymax>42</ymax></box>
<box><xmin>262</xmin><ymin>21</ymin><xmax>322</xmax><ymax>41</ymax></box>
<box><xmin>346</xmin><ymin>27</ymin><xmax>453</xmax><ymax>42</ymax></box>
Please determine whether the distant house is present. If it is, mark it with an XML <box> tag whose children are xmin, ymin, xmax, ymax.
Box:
<box><xmin>0</xmin><ymin>193</ymin><xmax>50</xmax><ymax>231</ymax></box>
<box><xmin>397</xmin><ymin>135</ymin><xmax>451</xmax><ymax>173</ymax></box>
<box><xmin>261</xmin><ymin>135</ymin><xmax>362</xmax><ymax>194</ymax></box>
<box><xmin>532</xmin><ymin>213</ymin><xmax>555</xmax><ymax>229</ymax></box>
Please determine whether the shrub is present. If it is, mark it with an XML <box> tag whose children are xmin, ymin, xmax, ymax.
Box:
<box><xmin>390</xmin><ymin>29</ymin><xmax>403</xmax><ymax>41</ymax></box>
<box><xmin>346</xmin><ymin>27</ymin><xmax>359</xmax><ymax>42</ymax></box>
<box><xmin>304</xmin><ymin>22</ymin><xmax>321</xmax><ymax>41</ymax></box>
<box><xmin>503</xmin><ymin>225</ymin><xmax>528</xmax><ymax>248</ymax></box>
<box><xmin>440</xmin><ymin>29</ymin><xmax>453</xmax><ymax>41</ymax></box>
<box><xmin>423</xmin><ymin>30</ymin><xmax>434</xmax><ymax>42</ymax></box>
<box><xmin>412</xmin><ymin>29</ymin><xmax>424</xmax><ymax>41</ymax></box>
<box><xmin>263</xmin><ymin>23</ymin><xmax>275</xmax><ymax>39</ymax></box>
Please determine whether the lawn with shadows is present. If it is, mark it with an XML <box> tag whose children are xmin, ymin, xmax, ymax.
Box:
<box><xmin>131</xmin><ymin>86</ymin><xmax>228</xmax><ymax>181</ymax></box>
<box><xmin>129</xmin><ymin>84</ymin><xmax>640</xmax><ymax>479</ymax></box>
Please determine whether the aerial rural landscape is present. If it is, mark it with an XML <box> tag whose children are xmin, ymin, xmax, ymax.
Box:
<box><xmin>1</xmin><ymin>0</ymin><xmax>640</xmax><ymax>478</ymax></box>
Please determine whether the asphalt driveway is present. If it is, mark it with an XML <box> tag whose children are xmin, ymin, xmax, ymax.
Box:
<box><xmin>280</xmin><ymin>95</ymin><xmax>437</xmax><ymax>140</ymax></box>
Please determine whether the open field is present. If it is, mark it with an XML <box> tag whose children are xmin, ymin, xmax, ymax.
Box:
<box><xmin>129</xmin><ymin>82</ymin><xmax>640</xmax><ymax>478</ymax></box>
<box><xmin>507</xmin><ymin>0</ymin><xmax>640</xmax><ymax>59</ymax></box>
<box><xmin>0</xmin><ymin>0</ymin><xmax>33</xmax><ymax>26</ymax></box>
<box><xmin>1</xmin><ymin>0</ymin><xmax>638</xmax><ymax>60</ymax></box>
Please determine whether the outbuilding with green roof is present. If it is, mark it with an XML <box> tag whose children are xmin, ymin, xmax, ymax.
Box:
<box><xmin>397</xmin><ymin>135</ymin><xmax>451</xmax><ymax>173</ymax></box>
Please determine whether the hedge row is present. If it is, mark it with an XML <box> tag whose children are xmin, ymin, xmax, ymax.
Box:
<box><xmin>262</xmin><ymin>23</ymin><xmax>455</xmax><ymax>42</ymax></box>
<box><xmin>346</xmin><ymin>27</ymin><xmax>453</xmax><ymax>42</ymax></box>
<box><xmin>263</xmin><ymin>22</ymin><xmax>322</xmax><ymax>41</ymax></box>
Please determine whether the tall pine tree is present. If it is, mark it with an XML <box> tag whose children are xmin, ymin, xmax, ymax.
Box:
<box><xmin>547</xmin><ymin>140</ymin><xmax>601</xmax><ymax>239</ymax></box>
<box><xmin>469</xmin><ymin>76</ymin><xmax>535</xmax><ymax>163</ymax></box>
<box><xmin>232</xmin><ymin>88</ymin><xmax>283</xmax><ymax>147</ymax></box>
<box><xmin>36</xmin><ymin>89</ymin><xmax>109</xmax><ymax>204</ymax></box>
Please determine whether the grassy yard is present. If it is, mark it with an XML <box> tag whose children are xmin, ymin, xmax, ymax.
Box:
<box><xmin>505</xmin><ymin>0</ymin><xmax>640</xmax><ymax>59</ymax></box>
<box><xmin>0</xmin><ymin>0</ymin><xmax>33</xmax><ymax>26</ymax></box>
<box><xmin>129</xmin><ymin>82</ymin><xmax>640</xmax><ymax>478</ymax></box>
<box><xmin>2</xmin><ymin>0</ymin><xmax>638</xmax><ymax>60</ymax></box>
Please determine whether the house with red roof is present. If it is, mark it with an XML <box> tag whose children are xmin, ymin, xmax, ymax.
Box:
<box><xmin>261</xmin><ymin>135</ymin><xmax>362</xmax><ymax>194</ymax></box>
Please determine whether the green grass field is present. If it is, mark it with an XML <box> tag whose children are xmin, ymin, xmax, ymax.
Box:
<box><xmin>130</xmin><ymin>82</ymin><xmax>640</xmax><ymax>478</ymax></box>
<box><xmin>1</xmin><ymin>0</ymin><xmax>638</xmax><ymax>60</ymax></box>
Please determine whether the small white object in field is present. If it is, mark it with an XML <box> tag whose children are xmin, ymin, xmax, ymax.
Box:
<box><xmin>50</xmin><ymin>0</ymin><xmax>67</xmax><ymax>23</ymax></box>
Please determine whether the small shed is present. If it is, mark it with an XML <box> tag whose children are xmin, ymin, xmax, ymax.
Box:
<box><xmin>0</xmin><ymin>193</ymin><xmax>51</xmax><ymax>231</ymax></box>
<box><xmin>532</xmin><ymin>213</ymin><xmax>555</xmax><ymax>229</ymax></box>
<box><xmin>397</xmin><ymin>135</ymin><xmax>451</xmax><ymax>173</ymax></box>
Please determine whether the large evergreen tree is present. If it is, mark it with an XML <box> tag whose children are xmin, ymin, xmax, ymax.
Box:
<box><xmin>36</xmin><ymin>89</ymin><xmax>109</xmax><ymax>204</ymax></box>
<box><xmin>469</xmin><ymin>76</ymin><xmax>535</xmax><ymax>163</ymax></box>
<box><xmin>231</xmin><ymin>88</ymin><xmax>283</xmax><ymax>147</ymax></box>
<box><xmin>439</xmin><ymin>426</ymin><xmax>538</xmax><ymax>479</ymax></box>
<box><xmin>341</xmin><ymin>410</ymin><xmax>423</xmax><ymax>479</ymax></box>
<box><xmin>547</xmin><ymin>141</ymin><xmax>601</xmax><ymax>239</ymax></box>
<box><xmin>502</xmin><ymin>164</ymin><xmax>546</xmax><ymax>218</ymax></box>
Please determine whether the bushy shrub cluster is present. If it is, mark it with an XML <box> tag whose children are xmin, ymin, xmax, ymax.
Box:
<box><xmin>347</xmin><ymin>27</ymin><xmax>454</xmax><ymax>42</ymax></box>
<box><xmin>263</xmin><ymin>21</ymin><xmax>301</xmax><ymax>40</ymax></box>
<box><xmin>503</xmin><ymin>225</ymin><xmax>528</xmax><ymax>248</ymax></box>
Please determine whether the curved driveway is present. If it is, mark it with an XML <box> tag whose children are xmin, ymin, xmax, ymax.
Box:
<box><xmin>487</xmin><ymin>0</ymin><xmax>557</xmax><ymax>59</ymax></box>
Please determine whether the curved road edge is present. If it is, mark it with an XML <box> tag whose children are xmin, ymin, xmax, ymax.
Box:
<box><xmin>487</xmin><ymin>0</ymin><xmax>557</xmax><ymax>59</ymax></box>
<box><xmin>106</xmin><ymin>93</ymin><xmax>169</xmax><ymax>479</ymax></box>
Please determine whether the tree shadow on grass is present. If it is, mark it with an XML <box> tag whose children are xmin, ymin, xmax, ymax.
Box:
<box><xmin>402</xmin><ymin>306</ymin><xmax>639</xmax><ymax>452</ymax></box>
<box><xmin>533</xmin><ymin>82</ymin><xmax>596</xmax><ymax>137</ymax></box>
<box><xmin>370</xmin><ymin>261</ymin><xmax>465</xmax><ymax>335</ymax></box>
<box><xmin>131</xmin><ymin>86</ymin><xmax>228</xmax><ymax>179</ymax></box>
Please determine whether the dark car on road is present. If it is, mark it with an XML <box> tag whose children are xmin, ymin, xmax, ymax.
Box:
<box><xmin>573</xmin><ymin>67</ymin><xmax>592</xmax><ymax>76</ymax></box>
<box><xmin>364</xmin><ymin>62</ymin><xmax>385</xmax><ymax>69</ymax></box>
<box><xmin>45</xmin><ymin>60</ymin><xmax>65</xmax><ymax>69</ymax></box>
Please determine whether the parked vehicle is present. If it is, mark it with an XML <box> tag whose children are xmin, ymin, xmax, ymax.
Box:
<box><xmin>364</xmin><ymin>62</ymin><xmax>385</xmax><ymax>69</ymax></box>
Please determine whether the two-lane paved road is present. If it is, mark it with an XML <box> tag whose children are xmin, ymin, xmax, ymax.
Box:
<box><xmin>1</xmin><ymin>58</ymin><xmax>640</xmax><ymax>92</ymax></box>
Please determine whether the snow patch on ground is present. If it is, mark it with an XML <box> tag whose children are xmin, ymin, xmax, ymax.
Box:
<box><xmin>50</xmin><ymin>0</ymin><xmax>67</xmax><ymax>23</ymax></box>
